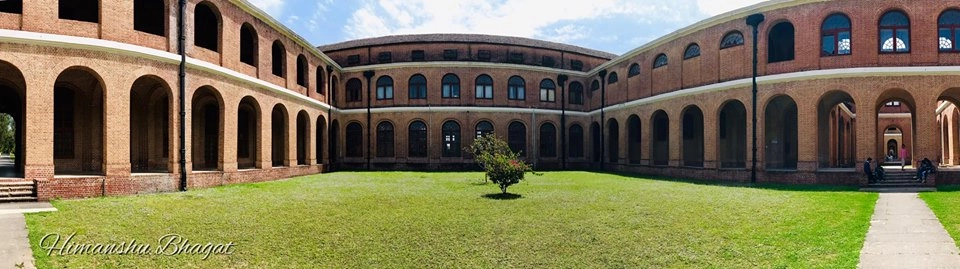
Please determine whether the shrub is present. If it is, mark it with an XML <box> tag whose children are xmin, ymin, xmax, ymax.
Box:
<box><xmin>469</xmin><ymin>135</ymin><xmax>538</xmax><ymax>194</ymax></box>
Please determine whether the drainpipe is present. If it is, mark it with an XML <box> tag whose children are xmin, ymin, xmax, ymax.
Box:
<box><xmin>558</xmin><ymin>74</ymin><xmax>568</xmax><ymax>169</ymax></box>
<box><xmin>363</xmin><ymin>70</ymin><xmax>375</xmax><ymax>170</ymax></box>
<box><xmin>747</xmin><ymin>13</ymin><xmax>765</xmax><ymax>184</ymax></box>
<box><xmin>326</xmin><ymin>65</ymin><xmax>334</xmax><ymax>169</ymax></box>
<box><xmin>177</xmin><ymin>0</ymin><xmax>188</xmax><ymax>191</ymax></box>
<box><xmin>598</xmin><ymin>70</ymin><xmax>607</xmax><ymax>169</ymax></box>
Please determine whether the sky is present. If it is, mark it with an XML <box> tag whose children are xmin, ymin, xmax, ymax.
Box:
<box><xmin>247</xmin><ymin>0</ymin><xmax>768</xmax><ymax>55</ymax></box>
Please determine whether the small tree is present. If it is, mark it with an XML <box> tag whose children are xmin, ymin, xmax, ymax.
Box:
<box><xmin>469</xmin><ymin>135</ymin><xmax>538</xmax><ymax>194</ymax></box>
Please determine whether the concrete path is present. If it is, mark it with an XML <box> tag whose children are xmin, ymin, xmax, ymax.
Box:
<box><xmin>859</xmin><ymin>192</ymin><xmax>960</xmax><ymax>268</ymax></box>
<box><xmin>0</xmin><ymin>202</ymin><xmax>57</xmax><ymax>269</ymax></box>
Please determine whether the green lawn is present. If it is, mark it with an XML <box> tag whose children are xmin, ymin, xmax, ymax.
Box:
<box><xmin>26</xmin><ymin>172</ymin><xmax>877</xmax><ymax>268</ymax></box>
<box><xmin>921</xmin><ymin>186</ymin><xmax>960</xmax><ymax>249</ymax></box>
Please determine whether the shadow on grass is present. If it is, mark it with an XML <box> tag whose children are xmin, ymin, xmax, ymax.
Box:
<box><xmin>482</xmin><ymin>193</ymin><xmax>523</xmax><ymax>200</ymax></box>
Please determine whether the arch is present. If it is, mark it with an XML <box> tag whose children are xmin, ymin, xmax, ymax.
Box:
<box><xmin>508</xmin><ymin>121</ymin><xmax>527</xmax><ymax>156</ymax></box>
<box><xmin>818</xmin><ymin>91</ymin><xmax>857</xmax><ymax>168</ymax></box>
<box><xmin>191</xmin><ymin>86</ymin><xmax>223</xmax><ymax>171</ymax></box>
<box><xmin>718</xmin><ymin>100</ymin><xmax>747</xmax><ymax>168</ymax></box>
<box><xmin>569</xmin><ymin>124</ymin><xmax>584</xmax><ymax>158</ymax></box>
<box><xmin>607</xmin><ymin>72</ymin><xmax>619</xmax><ymax>84</ymax></box>
<box><xmin>296</xmin><ymin>55</ymin><xmax>308</xmax><ymax>87</ymax></box>
<box><xmin>475</xmin><ymin>75</ymin><xmax>493</xmax><ymax>99</ymax></box>
<box><xmin>591</xmin><ymin>80</ymin><xmax>600</xmax><ymax>91</ymax></box>
<box><xmin>442</xmin><ymin>121</ymin><xmax>461</xmax><ymax>157</ymax></box>
<box><xmin>768</xmin><ymin>21</ymin><xmax>796</xmax><ymax>63</ymax></box>
<box><xmin>879</xmin><ymin>10</ymin><xmax>910</xmax><ymax>53</ymax></box>
<box><xmin>627</xmin><ymin>115</ymin><xmax>642</xmax><ymax>164</ymax></box>
<box><xmin>346</xmin><ymin>78</ymin><xmax>362</xmax><ymax>102</ymax></box>
<box><xmin>296</xmin><ymin>110</ymin><xmax>310</xmax><ymax>165</ymax></box>
<box><xmin>409</xmin><ymin>74</ymin><xmax>427</xmax><ymax>99</ymax></box>
<box><xmin>684</xmin><ymin>43</ymin><xmax>701</xmax><ymax>59</ymax></box>
<box><xmin>315</xmin><ymin>115</ymin><xmax>326</xmax><ymax>164</ymax></box>
<box><xmin>271</xmin><ymin>104</ymin><xmax>288</xmax><ymax>167</ymax></box>
<box><xmin>653</xmin><ymin>54</ymin><xmax>668</xmax><ymax>68</ymax></box>
<box><xmin>681</xmin><ymin>106</ymin><xmax>704</xmax><ymax>167</ymax></box>
<box><xmin>408</xmin><ymin>121</ymin><xmax>428</xmax><ymax>158</ymax></box>
<box><xmin>59</xmin><ymin>0</ymin><xmax>99</xmax><ymax>23</ymax></box>
<box><xmin>134</xmin><ymin>0</ymin><xmax>165</xmax><ymax>36</ymax></box>
<box><xmin>376</xmin><ymin>121</ymin><xmax>395</xmax><ymax>157</ymax></box>
<box><xmin>0</xmin><ymin>61</ymin><xmax>26</xmax><ymax>177</ymax></box>
<box><xmin>330</xmin><ymin>120</ymin><xmax>339</xmax><ymax>164</ymax></box>
<box><xmin>628</xmin><ymin>63</ymin><xmax>641</xmax><ymax>77</ymax></box>
<box><xmin>591</xmin><ymin>122</ymin><xmax>601</xmax><ymax>162</ymax></box>
<box><xmin>540</xmin><ymin>79</ymin><xmax>556</xmax><ymax>102</ymax></box>
<box><xmin>508</xmin><ymin>76</ymin><xmax>525</xmax><ymax>100</ymax></box>
<box><xmin>720</xmin><ymin>31</ymin><xmax>744</xmax><ymax>49</ymax></box>
<box><xmin>194</xmin><ymin>1</ymin><xmax>220</xmax><ymax>52</ymax></box>
<box><xmin>331</xmin><ymin>76</ymin><xmax>339</xmax><ymax>103</ymax></box>
<box><xmin>569</xmin><ymin>82</ymin><xmax>584</xmax><ymax>105</ymax></box>
<box><xmin>316</xmin><ymin>66</ymin><xmax>325</xmax><ymax>95</ymax></box>
<box><xmin>345</xmin><ymin>122</ymin><xmax>363</xmax><ymax>158</ymax></box>
<box><xmin>651</xmin><ymin>110</ymin><xmax>669</xmax><ymax>166</ymax></box>
<box><xmin>607</xmin><ymin>118</ymin><xmax>619</xmax><ymax>163</ymax></box>
<box><xmin>442</xmin><ymin>74</ymin><xmax>460</xmax><ymax>98</ymax></box>
<box><xmin>376</xmin><ymin>76</ymin><xmax>394</xmax><ymax>100</ymax></box>
<box><xmin>239</xmin><ymin>23</ymin><xmax>258</xmax><ymax>66</ymax></box>
<box><xmin>271</xmin><ymin>40</ymin><xmax>286</xmax><ymax>77</ymax></box>
<box><xmin>765</xmin><ymin>95</ymin><xmax>798</xmax><ymax>170</ymax></box>
<box><xmin>475</xmin><ymin>120</ymin><xmax>494</xmax><ymax>138</ymax></box>
<box><xmin>822</xmin><ymin>13</ymin><xmax>852</xmax><ymax>56</ymax></box>
<box><xmin>939</xmin><ymin>9</ymin><xmax>960</xmax><ymax>52</ymax></box>
<box><xmin>54</xmin><ymin>67</ymin><xmax>106</xmax><ymax>175</ymax></box>
<box><xmin>130</xmin><ymin>75</ymin><xmax>172</xmax><ymax>173</ymax></box>
<box><xmin>539</xmin><ymin>123</ymin><xmax>557</xmax><ymax>158</ymax></box>
<box><xmin>237</xmin><ymin>96</ymin><xmax>260</xmax><ymax>169</ymax></box>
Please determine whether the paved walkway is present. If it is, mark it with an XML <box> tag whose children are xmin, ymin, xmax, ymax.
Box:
<box><xmin>0</xmin><ymin>202</ymin><xmax>56</xmax><ymax>269</ymax></box>
<box><xmin>859</xmin><ymin>192</ymin><xmax>960</xmax><ymax>268</ymax></box>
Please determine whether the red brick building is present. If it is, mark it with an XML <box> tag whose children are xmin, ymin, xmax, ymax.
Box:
<box><xmin>2</xmin><ymin>0</ymin><xmax>960</xmax><ymax>200</ymax></box>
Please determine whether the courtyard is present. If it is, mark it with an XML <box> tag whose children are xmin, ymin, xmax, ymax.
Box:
<box><xmin>23</xmin><ymin>172</ymin><xmax>878</xmax><ymax>268</ymax></box>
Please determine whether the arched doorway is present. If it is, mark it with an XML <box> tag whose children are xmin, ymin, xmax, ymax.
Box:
<box><xmin>876</xmin><ymin>89</ymin><xmax>915</xmax><ymax>168</ymax></box>
<box><xmin>718</xmin><ymin>100</ymin><xmax>746</xmax><ymax>168</ymax></box>
<box><xmin>817</xmin><ymin>91</ymin><xmax>856</xmax><ymax>168</ymax></box>
<box><xmin>296</xmin><ymin>110</ymin><xmax>310</xmax><ymax>165</ymax></box>
<box><xmin>0</xmin><ymin>61</ymin><xmax>25</xmax><ymax>178</ymax></box>
<box><xmin>55</xmin><ymin>67</ymin><xmax>106</xmax><ymax>175</ymax></box>
<box><xmin>237</xmin><ymin>96</ymin><xmax>260</xmax><ymax>169</ymax></box>
<box><xmin>316</xmin><ymin>116</ymin><xmax>326</xmax><ymax>165</ymax></box>
<box><xmin>681</xmin><ymin>106</ymin><xmax>704</xmax><ymax>167</ymax></box>
<box><xmin>271</xmin><ymin>104</ymin><xmax>288</xmax><ymax>167</ymax></box>
<box><xmin>191</xmin><ymin>86</ymin><xmax>223</xmax><ymax>171</ymax></box>
<box><xmin>651</xmin><ymin>110</ymin><xmax>669</xmax><ymax>166</ymax></box>
<box><xmin>607</xmin><ymin>118</ymin><xmax>619</xmax><ymax>163</ymax></box>
<box><xmin>627</xmin><ymin>115</ymin><xmax>641</xmax><ymax>164</ymax></box>
<box><xmin>764</xmin><ymin>95</ymin><xmax>798</xmax><ymax>170</ymax></box>
<box><xmin>591</xmin><ymin>122</ymin><xmax>601</xmax><ymax>163</ymax></box>
<box><xmin>130</xmin><ymin>76</ymin><xmax>172</xmax><ymax>173</ymax></box>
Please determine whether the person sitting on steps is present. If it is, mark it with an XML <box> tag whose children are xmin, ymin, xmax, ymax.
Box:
<box><xmin>916</xmin><ymin>158</ymin><xmax>934</xmax><ymax>183</ymax></box>
<box><xmin>864</xmin><ymin>158</ymin><xmax>875</xmax><ymax>184</ymax></box>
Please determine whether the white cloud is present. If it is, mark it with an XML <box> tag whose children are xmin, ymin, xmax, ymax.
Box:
<box><xmin>248</xmin><ymin>0</ymin><xmax>287</xmax><ymax>18</ymax></box>
<box><xmin>696</xmin><ymin>0</ymin><xmax>766</xmax><ymax>16</ymax></box>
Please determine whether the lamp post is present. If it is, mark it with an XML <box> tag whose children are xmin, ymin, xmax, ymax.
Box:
<box><xmin>746</xmin><ymin>13</ymin><xmax>765</xmax><ymax>183</ymax></box>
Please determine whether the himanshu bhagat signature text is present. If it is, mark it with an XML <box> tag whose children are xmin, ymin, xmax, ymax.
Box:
<box><xmin>38</xmin><ymin>233</ymin><xmax>237</xmax><ymax>260</ymax></box>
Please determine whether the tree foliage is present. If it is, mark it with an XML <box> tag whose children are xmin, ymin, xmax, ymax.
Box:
<box><xmin>469</xmin><ymin>135</ymin><xmax>539</xmax><ymax>194</ymax></box>
<box><xmin>0</xmin><ymin>114</ymin><xmax>13</xmax><ymax>155</ymax></box>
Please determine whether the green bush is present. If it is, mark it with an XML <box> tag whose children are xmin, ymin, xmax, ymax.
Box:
<box><xmin>469</xmin><ymin>135</ymin><xmax>538</xmax><ymax>194</ymax></box>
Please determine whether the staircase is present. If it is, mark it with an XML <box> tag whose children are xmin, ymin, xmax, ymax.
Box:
<box><xmin>862</xmin><ymin>169</ymin><xmax>934</xmax><ymax>192</ymax></box>
<box><xmin>0</xmin><ymin>180</ymin><xmax>36</xmax><ymax>202</ymax></box>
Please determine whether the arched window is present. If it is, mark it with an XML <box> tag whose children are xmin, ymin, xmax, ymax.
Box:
<box><xmin>591</xmin><ymin>80</ymin><xmax>600</xmax><ymax>91</ymax></box>
<box><xmin>134</xmin><ymin>0</ymin><xmax>164</xmax><ymax>36</ymax></box>
<box><xmin>331</xmin><ymin>76</ymin><xmax>339</xmax><ymax>103</ymax></box>
<box><xmin>271</xmin><ymin>105</ymin><xmax>288</xmax><ymax>167</ymax></box>
<box><xmin>720</xmin><ymin>31</ymin><xmax>744</xmax><ymax>49</ymax></box>
<box><xmin>879</xmin><ymin>10</ymin><xmax>910</xmax><ymax>53</ymax></box>
<box><xmin>475</xmin><ymin>75</ymin><xmax>493</xmax><ymax>99</ymax></box>
<box><xmin>508</xmin><ymin>76</ymin><xmax>525</xmax><ymax>100</ymax></box>
<box><xmin>539</xmin><ymin>79</ymin><xmax>556</xmax><ymax>102</ymax></box>
<box><xmin>607</xmin><ymin>72</ymin><xmax>619</xmax><ymax>84</ymax></box>
<box><xmin>653</xmin><ymin>54</ymin><xmax>668</xmax><ymax>68</ymax></box>
<box><xmin>628</xmin><ymin>63</ymin><xmax>641</xmax><ymax>77</ymax></box>
<box><xmin>316</xmin><ymin>66</ymin><xmax>325</xmax><ymax>94</ymax></box>
<box><xmin>684</xmin><ymin>43</ymin><xmax>701</xmax><ymax>59</ymax></box>
<box><xmin>376</xmin><ymin>76</ymin><xmax>394</xmax><ymax>100</ymax></box>
<box><xmin>508</xmin><ymin>122</ymin><xmax>526</xmax><ymax>156</ymax></box>
<box><xmin>569</xmin><ymin>124</ymin><xmax>584</xmax><ymax>158</ymax></box>
<box><xmin>569</xmin><ymin>82</ymin><xmax>584</xmax><ymax>105</ymax></box>
<box><xmin>408</xmin><ymin>74</ymin><xmax>427</xmax><ymax>99</ymax></box>
<box><xmin>768</xmin><ymin>22</ymin><xmax>796</xmax><ymax>63</ymax></box>
<box><xmin>345</xmin><ymin>123</ymin><xmax>363</xmax><ymax>157</ymax></box>
<box><xmin>540</xmin><ymin>123</ymin><xmax>557</xmax><ymax>158</ymax></box>
<box><xmin>271</xmin><ymin>41</ymin><xmax>286</xmax><ymax>77</ymax></box>
<box><xmin>60</xmin><ymin>0</ymin><xmax>99</xmax><ymax>23</ymax></box>
<box><xmin>194</xmin><ymin>2</ymin><xmax>219</xmax><ymax>52</ymax></box>
<box><xmin>239</xmin><ymin>23</ymin><xmax>257</xmax><ymax>66</ymax></box>
<box><xmin>346</xmin><ymin>78</ymin><xmax>362</xmax><ymax>102</ymax></box>
<box><xmin>476</xmin><ymin>121</ymin><xmax>494</xmax><ymax>138</ymax></box>
<box><xmin>408</xmin><ymin>121</ymin><xmax>428</xmax><ymax>158</ymax></box>
<box><xmin>939</xmin><ymin>9</ymin><xmax>960</xmax><ymax>52</ymax></box>
<box><xmin>442</xmin><ymin>121</ymin><xmax>461</xmax><ymax>157</ymax></box>
<box><xmin>296</xmin><ymin>55</ymin><xmax>308</xmax><ymax>87</ymax></box>
<box><xmin>376</xmin><ymin>122</ymin><xmax>394</xmax><ymax>157</ymax></box>
<box><xmin>822</xmin><ymin>13</ymin><xmax>852</xmax><ymax>56</ymax></box>
<box><xmin>442</xmin><ymin>74</ymin><xmax>460</xmax><ymax>98</ymax></box>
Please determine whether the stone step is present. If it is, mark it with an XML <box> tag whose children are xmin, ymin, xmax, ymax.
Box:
<box><xmin>0</xmin><ymin>185</ymin><xmax>33</xmax><ymax>192</ymax></box>
<box><xmin>0</xmin><ymin>181</ymin><xmax>33</xmax><ymax>187</ymax></box>
<box><xmin>860</xmin><ymin>187</ymin><xmax>938</xmax><ymax>193</ymax></box>
<box><xmin>0</xmin><ymin>196</ymin><xmax>37</xmax><ymax>203</ymax></box>
<box><xmin>0</xmin><ymin>190</ymin><xmax>34</xmax><ymax>197</ymax></box>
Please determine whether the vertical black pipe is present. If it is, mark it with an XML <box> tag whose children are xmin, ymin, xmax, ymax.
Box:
<box><xmin>326</xmin><ymin>65</ymin><xmax>334</xmax><ymax>169</ymax></box>
<box><xmin>598</xmin><ymin>70</ymin><xmax>607</xmax><ymax>169</ymax></box>
<box><xmin>363</xmin><ymin>70</ymin><xmax>375</xmax><ymax>170</ymax></box>
<box><xmin>558</xmin><ymin>74</ymin><xmax>568</xmax><ymax>170</ymax></box>
<box><xmin>177</xmin><ymin>0</ymin><xmax>188</xmax><ymax>191</ymax></box>
<box><xmin>747</xmin><ymin>13</ymin><xmax>765</xmax><ymax>184</ymax></box>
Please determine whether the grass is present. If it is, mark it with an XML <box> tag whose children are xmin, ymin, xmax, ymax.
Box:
<box><xmin>25</xmin><ymin>171</ymin><xmax>877</xmax><ymax>268</ymax></box>
<box><xmin>921</xmin><ymin>185</ymin><xmax>960</xmax><ymax>249</ymax></box>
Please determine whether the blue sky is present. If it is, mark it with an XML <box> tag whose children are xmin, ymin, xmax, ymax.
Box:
<box><xmin>247</xmin><ymin>0</ymin><xmax>767</xmax><ymax>55</ymax></box>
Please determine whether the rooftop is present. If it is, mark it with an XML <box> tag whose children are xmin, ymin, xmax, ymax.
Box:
<box><xmin>317</xmin><ymin>33</ymin><xmax>619</xmax><ymax>60</ymax></box>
